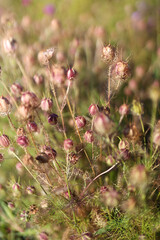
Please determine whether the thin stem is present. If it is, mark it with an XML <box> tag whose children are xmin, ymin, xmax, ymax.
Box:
<box><xmin>47</xmin><ymin>66</ymin><xmax>67</xmax><ymax>139</ymax></box>
<box><xmin>150</xmin><ymin>101</ymin><xmax>158</xmax><ymax>157</ymax></box>
<box><xmin>12</xmin><ymin>151</ymin><xmax>48</xmax><ymax>195</ymax></box>
<box><xmin>107</xmin><ymin>66</ymin><xmax>111</xmax><ymax>108</ymax></box>
<box><xmin>65</xmin><ymin>93</ymin><xmax>95</xmax><ymax>175</ymax></box>
<box><xmin>80</xmin><ymin>162</ymin><xmax>119</xmax><ymax>198</ymax></box>
<box><xmin>7</xmin><ymin>114</ymin><xmax>16</xmax><ymax>130</ymax></box>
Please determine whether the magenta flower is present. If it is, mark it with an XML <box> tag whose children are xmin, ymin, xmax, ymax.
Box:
<box><xmin>43</xmin><ymin>4</ymin><xmax>55</xmax><ymax>15</ymax></box>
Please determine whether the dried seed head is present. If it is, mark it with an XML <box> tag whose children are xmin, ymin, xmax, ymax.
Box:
<box><xmin>64</xmin><ymin>139</ymin><xmax>73</xmax><ymax>151</ymax></box>
<box><xmin>40</xmin><ymin>98</ymin><xmax>53</xmax><ymax>112</ymax></box>
<box><xmin>102</xmin><ymin>44</ymin><xmax>115</xmax><ymax>62</ymax></box>
<box><xmin>41</xmin><ymin>145</ymin><xmax>57</xmax><ymax>160</ymax></box>
<box><xmin>94</xmin><ymin>113</ymin><xmax>113</xmax><ymax>135</ymax></box>
<box><xmin>21</xmin><ymin>91</ymin><xmax>40</xmax><ymax>108</ymax></box>
<box><xmin>75</xmin><ymin>116</ymin><xmax>86</xmax><ymax>128</ymax></box>
<box><xmin>0</xmin><ymin>96</ymin><xmax>12</xmax><ymax>116</ymax></box>
<box><xmin>16</xmin><ymin>127</ymin><xmax>26</xmax><ymax>136</ymax></box>
<box><xmin>115</xmin><ymin>61</ymin><xmax>130</xmax><ymax>80</ymax></box>
<box><xmin>27</xmin><ymin>121</ymin><xmax>38</xmax><ymax>132</ymax></box>
<box><xmin>2</xmin><ymin>37</ymin><xmax>17</xmax><ymax>54</ymax></box>
<box><xmin>88</xmin><ymin>104</ymin><xmax>99</xmax><ymax>116</ymax></box>
<box><xmin>22</xmin><ymin>153</ymin><xmax>33</xmax><ymax>165</ymax></box>
<box><xmin>38</xmin><ymin>48</ymin><xmax>54</xmax><ymax>65</ymax></box>
<box><xmin>119</xmin><ymin>103</ymin><xmax>129</xmax><ymax>116</ymax></box>
<box><xmin>48</xmin><ymin>113</ymin><xmax>58</xmax><ymax>125</ymax></box>
<box><xmin>17</xmin><ymin>136</ymin><xmax>29</xmax><ymax>147</ymax></box>
<box><xmin>10</xmin><ymin>83</ymin><xmax>23</xmax><ymax>97</ymax></box>
<box><xmin>69</xmin><ymin>152</ymin><xmax>79</xmax><ymax>164</ymax></box>
<box><xmin>84</xmin><ymin>130</ymin><xmax>94</xmax><ymax>143</ymax></box>
<box><xmin>0</xmin><ymin>134</ymin><xmax>10</xmax><ymax>148</ymax></box>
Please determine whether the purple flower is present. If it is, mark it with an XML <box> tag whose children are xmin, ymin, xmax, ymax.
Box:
<box><xmin>43</xmin><ymin>4</ymin><xmax>55</xmax><ymax>15</ymax></box>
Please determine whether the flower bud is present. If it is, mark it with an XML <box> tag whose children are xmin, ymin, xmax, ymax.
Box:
<box><xmin>33</xmin><ymin>74</ymin><xmax>44</xmax><ymax>85</ymax></box>
<box><xmin>3</xmin><ymin>37</ymin><xmax>17</xmax><ymax>54</ymax></box>
<box><xmin>75</xmin><ymin>116</ymin><xmax>86</xmax><ymax>128</ymax></box>
<box><xmin>0</xmin><ymin>134</ymin><xmax>10</xmax><ymax>147</ymax></box>
<box><xmin>119</xmin><ymin>104</ymin><xmax>129</xmax><ymax>116</ymax></box>
<box><xmin>38</xmin><ymin>48</ymin><xmax>54</xmax><ymax>65</ymax></box>
<box><xmin>84</xmin><ymin>130</ymin><xmax>94</xmax><ymax>143</ymax></box>
<box><xmin>27</xmin><ymin>121</ymin><xmax>38</xmax><ymax>132</ymax></box>
<box><xmin>21</xmin><ymin>91</ymin><xmax>40</xmax><ymax>108</ymax></box>
<box><xmin>8</xmin><ymin>202</ymin><xmax>15</xmax><ymax>210</ymax></box>
<box><xmin>48</xmin><ymin>113</ymin><xmax>58</xmax><ymax>125</ymax></box>
<box><xmin>0</xmin><ymin>96</ymin><xmax>12</xmax><ymax>116</ymax></box>
<box><xmin>102</xmin><ymin>44</ymin><xmax>115</xmax><ymax>62</ymax></box>
<box><xmin>94</xmin><ymin>113</ymin><xmax>113</xmax><ymax>135</ymax></box>
<box><xmin>67</xmin><ymin>68</ymin><xmax>77</xmax><ymax>80</ymax></box>
<box><xmin>10</xmin><ymin>83</ymin><xmax>23</xmax><ymax>97</ymax></box>
<box><xmin>41</xmin><ymin>98</ymin><xmax>53</xmax><ymax>112</ymax></box>
<box><xmin>88</xmin><ymin>104</ymin><xmax>99</xmax><ymax>116</ymax></box>
<box><xmin>118</xmin><ymin>139</ymin><xmax>129</xmax><ymax>150</ymax></box>
<box><xmin>17</xmin><ymin>136</ymin><xmax>29</xmax><ymax>147</ymax></box>
<box><xmin>38</xmin><ymin>232</ymin><xmax>49</xmax><ymax>240</ymax></box>
<box><xmin>64</xmin><ymin>139</ymin><xmax>73</xmax><ymax>151</ymax></box>
<box><xmin>26</xmin><ymin>186</ymin><xmax>35</xmax><ymax>195</ymax></box>
<box><xmin>131</xmin><ymin>100</ymin><xmax>143</xmax><ymax>116</ymax></box>
<box><xmin>106</xmin><ymin>155</ymin><xmax>115</xmax><ymax>166</ymax></box>
<box><xmin>12</xmin><ymin>183</ymin><xmax>20</xmax><ymax>191</ymax></box>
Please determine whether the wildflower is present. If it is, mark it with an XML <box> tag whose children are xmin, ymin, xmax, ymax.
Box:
<box><xmin>119</xmin><ymin>103</ymin><xmax>129</xmax><ymax>116</ymax></box>
<box><xmin>33</xmin><ymin>74</ymin><xmax>44</xmax><ymax>85</ymax></box>
<box><xmin>106</xmin><ymin>155</ymin><xmax>115</xmax><ymax>166</ymax></box>
<box><xmin>131</xmin><ymin>100</ymin><xmax>143</xmax><ymax>116</ymax></box>
<box><xmin>26</xmin><ymin>186</ymin><xmax>35</xmax><ymax>195</ymax></box>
